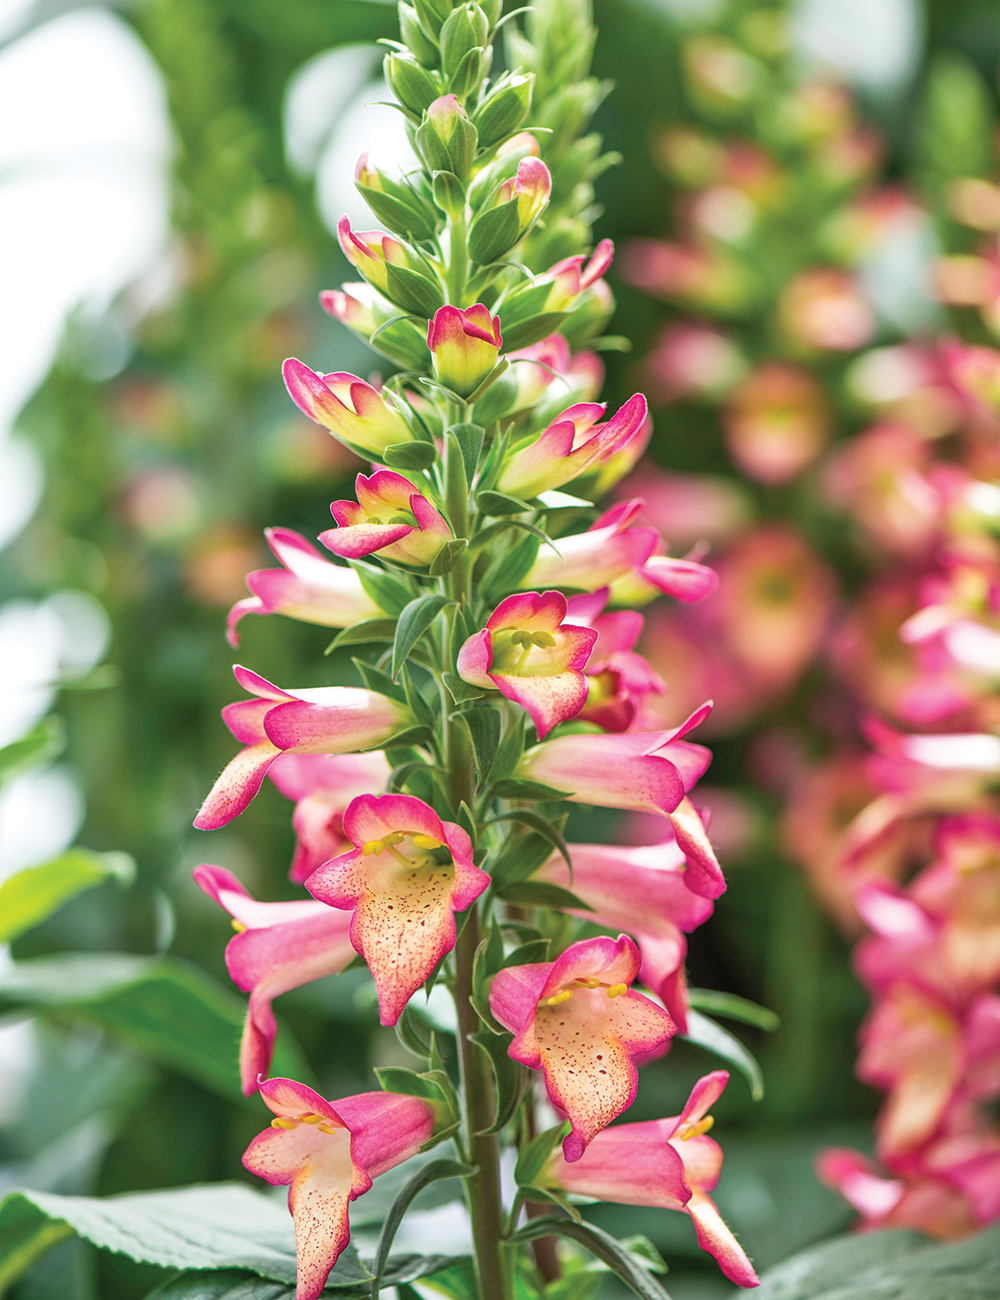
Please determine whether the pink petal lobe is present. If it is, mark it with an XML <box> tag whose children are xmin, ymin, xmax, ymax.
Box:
<box><xmin>194</xmin><ymin>741</ymin><xmax>281</xmax><ymax>830</ymax></box>
<box><xmin>686</xmin><ymin>1191</ymin><xmax>759</xmax><ymax>1287</ymax></box>
<box><xmin>491</xmin><ymin>668</ymin><xmax>589</xmax><ymax>737</ymax></box>
<box><xmin>668</xmin><ymin>797</ymin><xmax>726</xmax><ymax>899</ymax></box>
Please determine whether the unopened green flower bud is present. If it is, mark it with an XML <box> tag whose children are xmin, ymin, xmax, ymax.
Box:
<box><xmin>472</xmin><ymin>74</ymin><xmax>533</xmax><ymax>149</ymax></box>
<box><xmin>561</xmin><ymin>277</ymin><xmax>615</xmax><ymax>347</ymax></box>
<box><xmin>432</xmin><ymin>169</ymin><xmax>466</xmax><ymax>218</ymax></box>
<box><xmin>478</xmin><ymin>0</ymin><xmax>500</xmax><ymax>25</ymax></box>
<box><xmin>448</xmin><ymin>48</ymin><xmax>486</xmax><ymax>101</ymax></box>
<box><xmin>415</xmin><ymin>95</ymin><xmax>478</xmax><ymax>180</ymax></box>
<box><xmin>468</xmin><ymin>157</ymin><xmax>552</xmax><ymax>265</ymax></box>
<box><xmin>385</xmin><ymin>51</ymin><xmax>441</xmax><ymax>116</ymax></box>
<box><xmin>468</xmin><ymin>133</ymin><xmax>539</xmax><ymax>211</ymax></box>
<box><xmin>398</xmin><ymin>3</ymin><xmax>440</xmax><ymax>66</ymax></box>
<box><xmin>440</xmin><ymin>3</ymin><xmax>488</xmax><ymax>81</ymax></box>
<box><xmin>355</xmin><ymin>155</ymin><xmax>441</xmax><ymax>241</ymax></box>
<box><xmin>411</xmin><ymin>0</ymin><xmax>455</xmax><ymax>39</ymax></box>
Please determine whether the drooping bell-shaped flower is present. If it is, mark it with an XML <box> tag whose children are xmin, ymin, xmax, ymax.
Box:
<box><xmin>319</xmin><ymin>471</ymin><xmax>451</xmax><ymax>567</ymax></box>
<box><xmin>283</xmin><ymin>358</ymin><xmax>414</xmax><ymax>456</ymax></box>
<box><xmin>194</xmin><ymin>667</ymin><xmax>409</xmax><ymax>831</ymax></box>
<box><xmin>520</xmin><ymin>500</ymin><xmax>659</xmax><ymax>593</ymax></box>
<box><xmin>227</xmin><ymin>528</ymin><xmax>382</xmax><ymax>648</ymax></box>
<box><xmin>489</xmin><ymin>934</ymin><xmax>676</xmax><ymax>1162</ymax></box>
<box><xmin>193</xmin><ymin>865</ymin><xmax>355</xmax><ymax>1093</ymax></box>
<box><xmin>307</xmin><ymin>794</ymin><xmax>490</xmax><ymax>1026</ymax></box>
<box><xmin>267</xmin><ymin>752</ymin><xmax>392</xmax><ymax>883</ymax></box>
<box><xmin>546</xmin><ymin>1071</ymin><xmax>759</xmax><ymax>1287</ymax></box>
<box><xmin>243</xmin><ymin>1077</ymin><xmax>435</xmax><ymax>1300</ymax></box>
<box><xmin>566</xmin><ymin>589</ymin><xmax>665</xmax><ymax>732</ymax></box>
<box><xmin>497</xmin><ymin>396</ymin><xmax>648</xmax><ymax>499</ymax></box>
<box><xmin>427</xmin><ymin>304</ymin><xmax>503</xmax><ymax>397</ymax></box>
<box><xmin>456</xmin><ymin>590</ymin><xmax>597</xmax><ymax>737</ymax></box>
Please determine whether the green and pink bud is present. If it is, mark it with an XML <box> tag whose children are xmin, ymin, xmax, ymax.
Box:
<box><xmin>498</xmin><ymin>394</ymin><xmax>648</xmax><ymax>498</ymax></box>
<box><xmin>243</xmin><ymin>1078</ymin><xmax>435</xmax><ymax>1300</ymax></box>
<box><xmin>489</xmin><ymin>934</ymin><xmax>676</xmax><ymax>1161</ymax></box>
<box><xmin>416</xmin><ymin>95</ymin><xmax>478</xmax><ymax>180</ymax></box>
<box><xmin>337</xmin><ymin>216</ymin><xmax>443</xmax><ymax>317</ymax></box>
<box><xmin>227</xmin><ymin>527</ymin><xmax>382</xmax><ymax>648</ymax></box>
<box><xmin>545</xmin><ymin>1071</ymin><xmax>759</xmax><ymax>1287</ymax></box>
<box><xmin>427</xmin><ymin>303</ymin><xmax>502</xmax><ymax>398</ymax></box>
<box><xmin>307</xmin><ymin>794</ymin><xmax>490</xmax><ymax>1025</ymax></box>
<box><xmin>539</xmin><ymin>239</ymin><xmax>615</xmax><ymax>312</ymax></box>
<box><xmin>320</xmin><ymin>283</ymin><xmax>429</xmax><ymax>372</ymax></box>
<box><xmin>469</xmin><ymin>158</ymin><xmax>551</xmax><ymax>265</ymax></box>
<box><xmin>456</xmin><ymin>590</ymin><xmax>597</xmax><ymax>737</ymax></box>
<box><xmin>194</xmin><ymin>666</ymin><xmax>410</xmax><ymax>831</ymax></box>
<box><xmin>353</xmin><ymin>153</ymin><xmax>439</xmax><ymax>241</ymax></box>
<box><xmin>193</xmin><ymin>865</ymin><xmax>355</xmax><ymax>1094</ymax></box>
<box><xmin>282</xmin><ymin>359</ymin><xmax>414</xmax><ymax>456</ymax></box>
<box><xmin>320</xmin><ymin>470</ymin><xmax>451</xmax><ymax>566</ymax></box>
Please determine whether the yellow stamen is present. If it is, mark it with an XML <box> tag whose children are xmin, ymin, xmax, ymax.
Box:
<box><xmin>271</xmin><ymin>1118</ymin><xmax>298</xmax><ymax>1129</ymax></box>
<box><xmin>316</xmin><ymin>1122</ymin><xmax>340</xmax><ymax>1135</ymax></box>
<box><xmin>412</xmin><ymin>834</ymin><xmax>442</xmax><ymax>849</ymax></box>
<box><xmin>299</xmin><ymin>1114</ymin><xmax>323</xmax><ymax>1124</ymax></box>
<box><xmin>678</xmin><ymin>1115</ymin><xmax>714</xmax><ymax>1141</ymax></box>
<box><xmin>545</xmin><ymin>989</ymin><xmax>574</xmax><ymax>1006</ymax></box>
<box><xmin>531</xmin><ymin>631</ymin><xmax>557</xmax><ymax>648</ymax></box>
<box><xmin>606</xmin><ymin>983</ymin><xmax>627</xmax><ymax>999</ymax></box>
<box><xmin>383</xmin><ymin>832</ymin><xmax>405</xmax><ymax>845</ymax></box>
<box><xmin>231</xmin><ymin>920</ymin><xmax>247</xmax><ymax>933</ymax></box>
<box><xmin>575</xmin><ymin>978</ymin><xmax>601</xmax><ymax>989</ymax></box>
<box><xmin>362</xmin><ymin>840</ymin><xmax>384</xmax><ymax>856</ymax></box>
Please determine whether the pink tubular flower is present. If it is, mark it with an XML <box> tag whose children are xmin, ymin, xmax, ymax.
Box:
<box><xmin>306</xmin><ymin>794</ymin><xmax>490</xmax><ymax>1026</ymax></box>
<box><xmin>497</xmin><ymin>156</ymin><xmax>551</xmax><ymax>229</ymax></box>
<box><xmin>497</xmin><ymin>395</ymin><xmax>648</xmax><ymax>498</ymax></box>
<box><xmin>566</xmin><ymin>589</ymin><xmax>664</xmax><ymax>732</ymax></box>
<box><xmin>507</xmin><ymin>334</ymin><xmax>604</xmax><ymax>412</ymax></box>
<box><xmin>521</xmin><ymin>500</ymin><xmax>660</xmax><ymax>593</ymax></box>
<box><xmin>194</xmin><ymin>667</ymin><xmax>409</xmax><ymax>831</ymax></box>
<box><xmin>456</xmin><ymin>590</ymin><xmax>597</xmax><ymax>738</ymax></box>
<box><xmin>318</xmin><ymin>470</ymin><xmax>450</xmax><ymax>567</ymax></box>
<box><xmin>536</xmin><ymin>834</ymin><xmax>714</xmax><ymax>1030</ymax></box>
<box><xmin>193</xmin><ymin>865</ymin><xmax>355</xmax><ymax>1094</ymax></box>
<box><xmin>427</xmin><ymin>304</ymin><xmax>502</xmax><ymax>397</ymax></box>
<box><xmin>547</xmin><ymin>1071</ymin><xmax>759</xmax><ymax>1287</ymax></box>
<box><xmin>243</xmin><ymin>1078</ymin><xmax>435</xmax><ymax>1300</ymax></box>
<box><xmin>539</xmin><ymin>239</ymin><xmax>615</xmax><ymax>312</ymax></box>
<box><xmin>337</xmin><ymin>215</ymin><xmax>414</xmax><ymax>296</ymax></box>
<box><xmin>267</xmin><ymin>752</ymin><xmax>392</xmax><ymax>883</ymax></box>
<box><xmin>227</xmin><ymin>528</ymin><xmax>381</xmax><ymax>648</ymax></box>
<box><xmin>282</xmin><ymin>358</ymin><xmax>413</xmax><ymax>456</ymax></box>
<box><xmin>490</xmin><ymin>935</ymin><xmax>675</xmax><ymax>1162</ymax></box>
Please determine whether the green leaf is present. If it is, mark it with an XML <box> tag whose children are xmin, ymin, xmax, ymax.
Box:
<box><xmin>484</xmin><ymin>810</ymin><xmax>571</xmax><ymax>872</ymax></box>
<box><xmin>480</xmin><ymin>530</ymin><xmax>540</xmax><ymax>603</ymax></box>
<box><xmin>503</xmin><ymin>939</ymin><xmax>550</xmax><ymax>967</ymax></box>
<box><xmin>687</xmin><ymin>988</ymin><xmax>780</xmax><ymax>1032</ymax></box>
<box><xmin>350</xmin><ymin>561</ymin><xmax>413</xmax><ymax>617</ymax></box>
<box><xmin>443</xmin><ymin>673</ymin><xmax>486</xmax><ymax>704</ymax></box>
<box><xmin>470</xmin><ymin>1031</ymin><xmax>528</xmax><ymax>1134</ymax></box>
<box><xmin>429</xmin><ymin>538</ymin><xmax>468</xmax><ymax>577</ymax></box>
<box><xmin>682</xmin><ymin>1008</ymin><xmax>764</xmax><ymax>1102</ymax></box>
<box><xmin>458</xmin><ymin>707</ymin><xmax>502</xmax><ymax>781</ymax></box>
<box><xmin>477</xmin><ymin>490</ymin><xmax>531</xmax><ymax>516</ymax></box>
<box><xmin>513</xmin><ymin>1123</ymin><xmax>570</xmax><ymax>1188</ymax></box>
<box><xmin>408</xmin><ymin>1257</ymin><xmax>478</xmax><ymax>1300</ymax></box>
<box><xmin>351</xmin><ymin>658</ymin><xmax>408</xmax><ymax>705</ymax></box>
<box><xmin>375</xmin><ymin>1067</ymin><xmax>448</xmax><ymax>1103</ymax></box>
<box><xmin>383</xmin><ymin>441</ymin><xmax>439</xmax><ymax>470</ymax></box>
<box><xmin>324</xmin><ymin>619</ymin><xmax>398</xmax><ymax>653</ymax></box>
<box><xmin>0</xmin><ymin>717</ymin><xmax>65</xmax><ymax>788</ymax></box>
<box><xmin>508</xmin><ymin>1218</ymin><xmax>671</xmax><ymax>1300</ymax></box>
<box><xmin>495</xmin><ymin>881</ymin><xmax>594</xmax><ymax>911</ymax></box>
<box><xmin>489</xmin><ymin>832</ymin><xmax>557</xmax><ymax>887</ymax></box>
<box><xmin>147</xmin><ymin>1272</ymin><xmax>296</xmax><ymax>1299</ymax></box>
<box><xmin>489</xmin><ymin>714</ymin><xmax>524</xmax><ymax>782</ymax></box>
<box><xmin>0</xmin><ymin>954</ymin><xmax>308</xmax><ymax>1102</ymax></box>
<box><xmin>491</xmin><ymin>779</ymin><xmax>568</xmax><ymax>801</ymax></box>
<box><xmin>450</xmin><ymin>422</ymin><xmax>485</xmax><ymax>480</ymax></box>
<box><xmin>395</xmin><ymin>1003</ymin><xmax>433</xmax><ymax>1060</ymax></box>
<box><xmin>393</xmin><ymin>594</ymin><xmax>453</xmax><ymax>680</ymax></box>
<box><xmin>517</xmin><ymin>1185</ymin><xmax>582</xmax><ymax>1223</ymax></box>
<box><xmin>0</xmin><ymin>850</ymin><xmax>135</xmax><ymax>944</ymax></box>
<box><xmin>371</xmin><ymin>1160</ymin><xmax>475</xmax><ymax>1300</ymax></box>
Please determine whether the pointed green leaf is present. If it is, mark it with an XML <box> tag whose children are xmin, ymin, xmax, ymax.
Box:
<box><xmin>484</xmin><ymin>810</ymin><xmax>571</xmax><ymax>872</ymax></box>
<box><xmin>443</xmin><ymin>673</ymin><xmax>486</xmax><ymax>703</ymax></box>
<box><xmin>687</xmin><ymin>988</ymin><xmax>780</xmax><ymax>1032</ymax></box>
<box><xmin>371</xmin><ymin>1161</ymin><xmax>476</xmax><ymax>1300</ymax></box>
<box><xmin>450</xmin><ymin>422</ymin><xmax>485</xmax><ymax>480</ymax></box>
<box><xmin>458</xmin><ymin>707</ymin><xmax>502</xmax><ymax>781</ymax></box>
<box><xmin>508</xmin><ymin>1218</ymin><xmax>671</xmax><ymax>1300</ymax></box>
<box><xmin>470</xmin><ymin>1030</ymin><xmax>528</xmax><ymax>1134</ymax></box>
<box><xmin>324</xmin><ymin>619</ymin><xmax>398</xmax><ymax>654</ymax></box>
<box><xmin>0</xmin><ymin>717</ymin><xmax>65</xmax><ymax>788</ymax></box>
<box><xmin>495</xmin><ymin>880</ymin><xmax>593</xmax><ymax>911</ymax></box>
<box><xmin>514</xmin><ymin>1123</ymin><xmax>570</xmax><ymax>1187</ymax></box>
<box><xmin>350</xmin><ymin>561</ymin><xmax>414</xmax><ymax>617</ymax></box>
<box><xmin>491</xmin><ymin>779</ymin><xmax>567</xmax><ymax>801</ymax></box>
<box><xmin>392</xmin><ymin>595</ymin><xmax>453</xmax><ymax>680</ymax></box>
<box><xmin>0</xmin><ymin>850</ymin><xmax>134</xmax><ymax>944</ymax></box>
<box><xmin>682</xmin><ymin>1008</ymin><xmax>764</xmax><ymax>1102</ymax></box>
<box><xmin>352</xmin><ymin>658</ymin><xmax>408</xmax><ymax>705</ymax></box>
<box><xmin>477</xmin><ymin>490</ymin><xmax>531</xmax><ymax>516</ymax></box>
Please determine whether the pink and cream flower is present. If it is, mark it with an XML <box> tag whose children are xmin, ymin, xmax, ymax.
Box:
<box><xmin>427</xmin><ymin>303</ymin><xmax>503</xmax><ymax>397</ymax></box>
<box><xmin>243</xmin><ymin>1077</ymin><xmax>435</xmax><ymax>1300</ymax></box>
<box><xmin>456</xmin><ymin>590</ymin><xmax>597</xmax><ymax>738</ymax></box>
<box><xmin>546</xmin><ymin>1071</ymin><xmax>759</xmax><ymax>1287</ymax></box>
<box><xmin>282</xmin><ymin>358</ymin><xmax>413</xmax><ymax>456</ymax></box>
<box><xmin>538</xmin><ymin>239</ymin><xmax>615</xmax><ymax>312</ymax></box>
<box><xmin>319</xmin><ymin>470</ymin><xmax>450</xmax><ymax>567</ymax></box>
<box><xmin>306</xmin><ymin>794</ymin><xmax>490</xmax><ymax>1026</ymax></box>
<box><xmin>227</xmin><ymin>528</ymin><xmax>381</xmax><ymax>648</ymax></box>
<box><xmin>194</xmin><ymin>667</ymin><xmax>408</xmax><ymax>831</ymax></box>
<box><xmin>489</xmin><ymin>934</ymin><xmax>676</xmax><ymax>1162</ymax></box>
<box><xmin>193</xmin><ymin>865</ymin><xmax>355</xmax><ymax>1094</ymax></box>
<box><xmin>566</xmin><ymin>588</ymin><xmax>665</xmax><ymax>732</ymax></box>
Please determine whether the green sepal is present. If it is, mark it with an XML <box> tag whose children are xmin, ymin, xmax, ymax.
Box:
<box><xmin>324</xmin><ymin>618</ymin><xmax>398</xmax><ymax>654</ymax></box>
<box><xmin>384</xmin><ymin>441</ymin><xmax>439</xmax><ymax>471</ymax></box>
<box><xmin>473</xmin><ymin>72</ymin><xmax>533</xmax><ymax>149</ymax></box>
<box><xmin>514</xmin><ymin>1122</ymin><xmax>570</xmax><ymax>1187</ymax></box>
<box><xmin>392</xmin><ymin>594</ymin><xmax>453</xmax><ymax>680</ymax></box>
<box><xmin>443</xmin><ymin>672</ymin><xmax>486</xmax><ymax>703</ymax></box>
<box><xmin>495</xmin><ymin>880</ymin><xmax>593</xmax><ymax>911</ymax></box>
<box><xmin>432</xmin><ymin>169</ymin><xmax>467</xmax><ymax>218</ymax></box>
<box><xmin>477</xmin><ymin>489</ymin><xmax>531</xmax><ymax>515</ymax></box>
<box><xmin>350</xmin><ymin>560</ymin><xmax>413</xmax><ymax>616</ymax></box>
<box><xmin>468</xmin><ymin>199</ymin><xmax>521</xmax><ymax>265</ymax></box>
<box><xmin>357</xmin><ymin>182</ymin><xmax>440</xmax><ymax>241</ymax></box>
<box><xmin>491</xmin><ymin>778</ymin><xmax>567</xmax><ymax>801</ymax></box>
<box><xmin>384</xmin><ymin>261</ymin><xmax>445</xmax><ymax>317</ymax></box>
<box><xmin>470</xmin><ymin>1030</ymin><xmax>528</xmax><ymax>1133</ymax></box>
<box><xmin>352</xmin><ymin>657</ymin><xmax>409</xmax><ymax>705</ymax></box>
<box><xmin>449</xmin><ymin>422</ymin><xmax>485</xmax><ymax>479</ymax></box>
<box><xmin>501</xmin><ymin>312</ymin><xmax>571</xmax><ymax>350</ymax></box>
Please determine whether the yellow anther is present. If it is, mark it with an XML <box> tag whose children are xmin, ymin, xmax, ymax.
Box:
<box><xmin>678</xmin><ymin>1116</ymin><xmax>714</xmax><ymax>1141</ymax></box>
<box><xmin>362</xmin><ymin>840</ymin><xmax>384</xmax><ymax>856</ymax></box>
<box><xmin>531</xmin><ymin>631</ymin><xmax>557</xmax><ymax>648</ymax></box>
<box><xmin>510</xmin><ymin>630</ymin><xmax>532</xmax><ymax>647</ymax></box>
<box><xmin>575</xmin><ymin>978</ymin><xmax>601</xmax><ymax>989</ymax></box>
<box><xmin>545</xmin><ymin>989</ymin><xmax>574</xmax><ymax>1006</ymax></box>
<box><xmin>412</xmin><ymin>834</ymin><xmax>442</xmax><ymax>850</ymax></box>
<box><xmin>271</xmin><ymin>1118</ymin><xmax>298</xmax><ymax>1129</ymax></box>
<box><xmin>606</xmin><ymin>983</ymin><xmax>628</xmax><ymax>999</ymax></box>
<box><xmin>316</xmin><ymin>1122</ymin><xmax>340</xmax><ymax>1135</ymax></box>
<box><xmin>383</xmin><ymin>832</ymin><xmax>405</xmax><ymax>845</ymax></box>
<box><xmin>299</xmin><ymin>1114</ymin><xmax>324</xmax><ymax>1124</ymax></box>
<box><xmin>231</xmin><ymin>920</ymin><xmax>247</xmax><ymax>933</ymax></box>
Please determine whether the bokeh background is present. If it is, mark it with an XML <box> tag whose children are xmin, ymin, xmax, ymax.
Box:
<box><xmin>2</xmin><ymin>0</ymin><xmax>999</xmax><ymax>1295</ymax></box>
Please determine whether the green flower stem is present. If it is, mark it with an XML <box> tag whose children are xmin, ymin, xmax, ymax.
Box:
<box><xmin>446</xmin><ymin>207</ymin><xmax>469</xmax><ymax>306</ymax></box>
